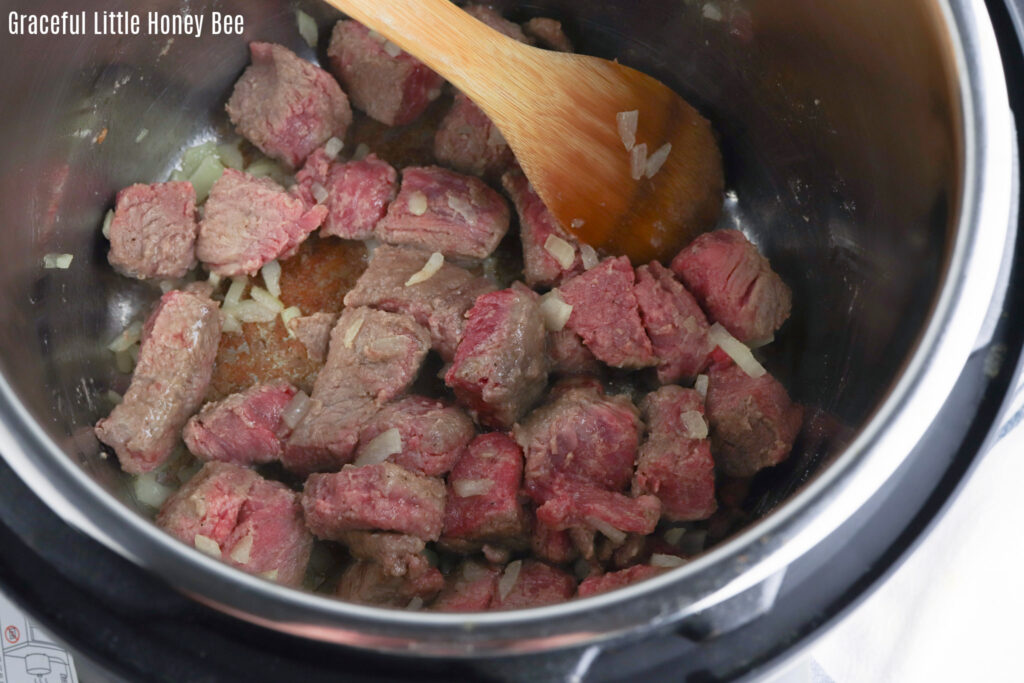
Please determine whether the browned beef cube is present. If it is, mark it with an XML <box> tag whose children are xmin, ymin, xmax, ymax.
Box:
<box><xmin>445</xmin><ymin>284</ymin><xmax>549</xmax><ymax>428</ymax></box>
<box><xmin>531</xmin><ymin>518</ymin><xmax>578</xmax><ymax>565</ymax></box>
<box><xmin>283</xmin><ymin>307</ymin><xmax>430</xmax><ymax>474</ymax></box>
<box><xmin>336</xmin><ymin>560</ymin><xmax>444</xmax><ymax>608</ymax></box>
<box><xmin>157</xmin><ymin>462</ymin><xmax>313</xmax><ymax>587</ymax></box>
<box><xmin>441</xmin><ymin>433</ymin><xmax>528</xmax><ymax>551</ymax></box>
<box><xmin>376</xmin><ymin>166</ymin><xmax>510</xmax><ymax>259</ymax></box>
<box><xmin>286</xmin><ymin>311</ymin><xmax>338</xmax><ymax>363</ymax></box>
<box><xmin>197</xmin><ymin>169</ymin><xmax>327</xmax><ymax>277</ymax></box>
<box><xmin>302</xmin><ymin>462</ymin><xmax>446</xmax><ymax>541</ymax></box>
<box><xmin>434</xmin><ymin>94</ymin><xmax>515</xmax><ymax>180</ymax></box>
<box><xmin>431</xmin><ymin>560</ymin><xmax>501</xmax><ymax>612</ymax></box>
<box><xmin>576</xmin><ymin>565</ymin><xmax>666</xmax><ymax>598</ymax></box>
<box><xmin>522</xmin><ymin>18</ymin><xmax>573</xmax><ymax>52</ymax></box>
<box><xmin>560</xmin><ymin>257</ymin><xmax>657</xmax><ymax>369</ymax></box>
<box><xmin>535</xmin><ymin>479</ymin><xmax>662</xmax><ymax>539</ymax></box>
<box><xmin>632</xmin><ymin>386</ymin><xmax>716</xmax><ymax>522</ymax></box>
<box><xmin>706</xmin><ymin>362</ymin><xmax>803</xmax><ymax>477</ymax></box>
<box><xmin>671</xmin><ymin>229</ymin><xmax>792</xmax><ymax>345</ymax></box>
<box><xmin>355</xmin><ymin>396</ymin><xmax>475</xmax><ymax>477</ymax></box>
<box><xmin>293</xmin><ymin>148</ymin><xmax>398</xmax><ymax>240</ymax></box>
<box><xmin>490</xmin><ymin>560</ymin><xmax>576</xmax><ymax>610</ymax></box>
<box><xmin>635</xmin><ymin>261</ymin><xmax>712</xmax><ymax>383</ymax></box>
<box><xmin>327</xmin><ymin>21</ymin><xmax>444</xmax><ymax>127</ymax></box>
<box><xmin>464</xmin><ymin>5</ymin><xmax>531</xmax><ymax>42</ymax></box>
<box><xmin>183</xmin><ymin>382</ymin><xmax>298</xmax><ymax>466</ymax></box>
<box><xmin>107</xmin><ymin>181</ymin><xmax>197</xmax><ymax>280</ymax></box>
<box><xmin>343</xmin><ymin>245</ymin><xmax>497</xmax><ymax>360</ymax></box>
<box><xmin>336</xmin><ymin>531</ymin><xmax>430</xmax><ymax>578</ymax></box>
<box><xmin>501</xmin><ymin>170</ymin><xmax>584</xmax><ymax>288</ymax></box>
<box><xmin>226</xmin><ymin>42</ymin><xmax>352</xmax><ymax>169</ymax></box>
<box><xmin>95</xmin><ymin>290</ymin><xmax>221</xmax><ymax>473</ymax></box>
<box><xmin>547</xmin><ymin>328</ymin><xmax>601</xmax><ymax>377</ymax></box>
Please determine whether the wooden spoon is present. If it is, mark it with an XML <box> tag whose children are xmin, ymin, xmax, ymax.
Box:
<box><xmin>326</xmin><ymin>0</ymin><xmax>724</xmax><ymax>264</ymax></box>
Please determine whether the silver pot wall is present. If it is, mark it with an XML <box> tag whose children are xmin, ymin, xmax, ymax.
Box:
<box><xmin>0</xmin><ymin>0</ymin><xmax>1014</xmax><ymax>657</ymax></box>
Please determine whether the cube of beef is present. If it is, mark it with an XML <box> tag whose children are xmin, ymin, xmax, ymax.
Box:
<box><xmin>336</xmin><ymin>560</ymin><xmax>444</xmax><ymax>608</ymax></box>
<box><xmin>522</xmin><ymin>18</ymin><xmax>573</xmax><ymax>52</ymax></box>
<box><xmin>531</xmin><ymin>519</ymin><xmax>578</xmax><ymax>565</ymax></box>
<box><xmin>434</xmin><ymin>94</ymin><xmax>514</xmax><ymax>180</ymax></box>
<box><xmin>431</xmin><ymin>560</ymin><xmax>501</xmax><ymax>612</ymax></box>
<box><xmin>336</xmin><ymin>531</ymin><xmax>430</xmax><ymax>578</ymax></box>
<box><xmin>343</xmin><ymin>245</ymin><xmax>497</xmax><ymax>360</ymax></box>
<box><xmin>106</xmin><ymin>181</ymin><xmax>198</xmax><ymax>280</ymax></box>
<box><xmin>635</xmin><ymin>261</ymin><xmax>712</xmax><ymax>383</ymax></box>
<box><xmin>445</xmin><ymin>284</ymin><xmax>549</xmax><ymax>428</ymax></box>
<box><xmin>501</xmin><ymin>170</ymin><xmax>584</xmax><ymax>288</ymax></box>
<box><xmin>183</xmin><ymin>382</ymin><xmax>298</xmax><ymax>466</ymax></box>
<box><xmin>95</xmin><ymin>290</ymin><xmax>221</xmax><ymax>473</ymax></box>
<box><xmin>559</xmin><ymin>257</ymin><xmax>656</xmax><ymax>369</ymax></box>
<box><xmin>293</xmin><ymin>149</ymin><xmax>398</xmax><ymax>240</ymax></box>
<box><xmin>535</xmin><ymin>478</ymin><xmax>662</xmax><ymax>539</ymax></box>
<box><xmin>576</xmin><ymin>565</ymin><xmax>666</xmax><ymax>598</ymax></box>
<box><xmin>464</xmin><ymin>5</ymin><xmax>532</xmax><ymax>43</ymax></box>
<box><xmin>327</xmin><ymin>21</ymin><xmax>444</xmax><ymax>126</ymax></box>
<box><xmin>441</xmin><ymin>433</ymin><xmax>528</xmax><ymax>551</ymax></box>
<box><xmin>632</xmin><ymin>386</ymin><xmax>717</xmax><ymax>521</ymax></box>
<box><xmin>197</xmin><ymin>169</ymin><xmax>327</xmax><ymax>277</ymax></box>
<box><xmin>490</xmin><ymin>560</ymin><xmax>576</xmax><ymax>610</ymax></box>
<box><xmin>286</xmin><ymin>311</ymin><xmax>338</xmax><ymax>363</ymax></box>
<box><xmin>283</xmin><ymin>307</ymin><xmax>430</xmax><ymax>474</ymax></box>
<box><xmin>548</xmin><ymin>328</ymin><xmax>600</xmax><ymax>377</ymax></box>
<box><xmin>671</xmin><ymin>229</ymin><xmax>792</xmax><ymax>345</ymax></box>
<box><xmin>302</xmin><ymin>462</ymin><xmax>446</xmax><ymax>541</ymax></box>
<box><xmin>706</xmin><ymin>362</ymin><xmax>803</xmax><ymax>477</ymax></box>
<box><xmin>226</xmin><ymin>42</ymin><xmax>352</xmax><ymax>169</ymax></box>
<box><xmin>157</xmin><ymin>462</ymin><xmax>313</xmax><ymax>587</ymax></box>
<box><xmin>355</xmin><ymin>396</ymin><xmax>475</xmax><ymax>477</ymax></box>
<box><xmin>376</xmin><ymin>166</ymin><xmax>510</xmax><ymax>259</ymax></box>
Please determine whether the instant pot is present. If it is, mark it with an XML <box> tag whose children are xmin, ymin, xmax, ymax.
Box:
<box><xmin>2</xmin><ymin>0</ymin><xmax>1024</xmax><ymax>680</ymax></box>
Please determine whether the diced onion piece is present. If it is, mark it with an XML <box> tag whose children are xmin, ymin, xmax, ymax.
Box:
<box><xmin>217</xmin><ymin>142</ymin><xmax>245</xmax><ymax>171</ymax></box>
<box><xmin>694</xmin><ymin>374</ymin><xmax>709</xmax><ymax>399</ymax></box>
<box><xmin>383</xmin><ymin>40</ymin><xmax>403</xmax><ymax>57</ymax></box>
<box><xmin>221</xmin><ymin>311</ymin><xmax>242</xmax><ymax>333</ymax></box>
<box><xmin>586</xmin><ymin>516</ymin><xmax>626</xmax><ymax>544</ymax></box>
<box><xmin>224</xmin><ymin>277</ymin><xmax>247</xmax><ymax>306</ymax></box>
<box><xmin>616</xmin><ymin>110</ymin><xmax>639</xmax><ymax>150</ymax></box>
<box><xmin>249</xmin><ymin>285</ymin><xmax>284</xmax><ymax>313</ymax></box>
<box><xmin>353</xmin><ymin>143</ymin><xmax>371</xmax><ymax>161</ymax></box>
<box><xmin>650</xmin><ymin>553</ymin><xmax>687</xmax><ymax>568</ymax></box>
<box><xmin>405</xmin><ymin>252</ymin><xmax>444</xmax><ymax>286</ymax></box>
<box><xmin>260</xmin><ymin>260</ymin><xmax>282</xmax><ymax>298</ymax></box>
<box><xmin>179</xmin><ymin>141</ymin><xmax>218</xmax><ymax>178</ymax></box>
<box><xmin>406</xmin><ymin>596</ymin><xmax>424</xmax><ymax>611</ymax></box>
<box><xmin>324</xmin><ymin>136</ymin><xmax>344</xmax><ymax>160</ymax></box>
<box><xmin>354</xmin><ymin>428</ymin><xmax>403</xmax><ymax>466</ymax></box>
<box><xmin>114</xmin><ymin>349</ymin><xmax>134</xmax><ymax>374</ymax></box>
<box><xmin>679</xmin><ymin>529</ymin><xmax>708</xmax><ymax>555</ymax></box>
<box><xmin>579</xmin><ymin>244</ymin><xmax>599</xmax><ymax>270</ymax></box>
<box><xmin>228</xmin><ymin>300</ymin><xmax>278</xmax><ymax>323</ymax></box>
<box><xmin>42</xmin><ymin>253</ymin><xmax>74</xmax><ymax>269</ymax></box>
<box><xmin>544</xmin><ymin>234</ymin><xmax>576</xmax><ymax>270</ymax></box>
<box><xmin>189</xmin><ymin>155</ymin><xmax>225</xmax><ymax>203</ymax></box>
<box><xmin>498</xmin><ymin>560</ymin><xmax>522</xmax><ymax>600</ymax></box>
<box><xmin>245</xmin><ymin>158</ymin><xmax>291</xmax><ymax>186</ymax></box>
<box><xmin>104</xmin><ymin>389</ymin><xmax>123</xmax><ymax>405</ymax></box>
<box><xmin>407</xmin><ymin>191</ymin><xmax>429</xmax><ymax>216</ymax></box>
<box><xmin>453</xmin><ymin>478</ymin><xmax>494</xmax><ymax>498</ymax></box>
<box><xmin>342</xmin><ymin>314</ymin><xmax>365</xmax><ymax>349</ymax></box>
<box><xmin>194</xmin><ymin>534</ymin><xmax>222</xmax><ymax>558</ymax></box>
<box><xmin>680</xmin><ymin>410</ymin><xmax>708</xmax><ymax>439</ymax></box>
<box><xmin>229</xmin><ymin>533</ymin><xmax>254</xmax><ymax>565</ymax></box>
<box><xmin>133</xmin><ymin>472</ymin><xmax>174</xmax><ymax>509</ymax></box>
<box><xmin>311</xmin><ymin>182</ymin><xmax>329</xmax><ymax>204</ymax></box>
<box><xmin>281</xmin><ymin>391</ymin><xmax>311</xmax><ymax>429</ymax></box>
<box><xmin>748</xmin><ymin>335</ymin><xmax>774</xmax><ymax>349</ymax></box>
<box><xmin>207</xmin><ymin>271</ymin><xmax>223</xmax><ymax>288</ymax></box>
<box><xmin>280</xmin><ymin>306</ymin><xmax>301</xmax><ymax>336</ymax></box>
<box><xmin>645</xmin><ymin>143</ymin><xmax>672</xmax><ymax>178</ymax></box>
<box><xmin>296</xmin><ymin>9</ymin><xmax>319</xmax><ymax>47</ymax></box>
<box><xmin>539</xmin><ymin>289</ymin><xmax>573</xmax><ymax>332</ymax></box>
<box><xmin>259</xmin><ymin>569</ymin><xmax>279</xmax><ymax>581</ymax></box>
<box><xmin>135</xmin><ymin>128</ymin><xmax>149</xmax><ymax>143</ymax></box>
<box><xmin>708</xmin><ymin>323</ymin><xmax>767</xmax><ymax>378</ymax></box>
<box><xmin>702</xmin><ymin>4</ymin><xmax>724</xmax><ymax>21</ymax></box>
<box><xmin>159</xmin><ymin>280</ymin><xmax>175</xmax><ymax>294</ymax></box>
<box><xmin>630</xmin><ymin>143</ymin><xmax>648</xmax><ymax>181</ymax></box>
<box><xmin>108</xmin><ymin>321</ymin><xmax>143</xmax><ymax>352</ymax></box>
<box><xmin>101</xmin><ymin>209</ymin><xmax>115</xmax><ymax>239</ymax></box>
<box><xmin>663</xmin><ymin>527</ymin><xmax>686</xmax><ymax>546</ymax></box>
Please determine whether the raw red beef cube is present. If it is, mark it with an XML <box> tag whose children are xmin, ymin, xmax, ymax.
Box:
<box><xmin>95</xmin><ymin>290</ymin><xmax>221</xmax><ymax>474</ymax></box>
<box><xmin>431</xmin><ymin>560</ymin><xmax>501</xmax><ymax>612</ymax></box>
<box><xmin>671</xmin><ymin>229</ymin><xmax>792</xmax><ymax>344</ymax></box>
<box><xmin>286</xmin><ymin>311</ymin><xmax>338</xmax><ymax>363</ymax></box>
<box><xmin>434</xmin><ymin>93</ymin><xmax>514</xmax><ymax>180</ymax></box>
<box><xmin>635</xmin><ymin>261</ymin><xmax>712</xmax><ymax>383</ymax></box>
<box><xmin>336</xmin><ymin>560</ymin><xmax>444</xmax><ymax>608</ymax></box>
<box><xmin>327</xmin><ymin>21</ymin><xmax>444</xmax><ymax>126</ymax></box>
<box><xmin>576</xmin><ymin>565</ymin><xmax>666</xmax><ymax>598</ymax></box>
<box><xmin>336</xmin><ymin>531</ymin><xmax>430</xmax><ymax>578</ymax></box>
<box><xmin>523</xmin><ymin>18</ymin><xmax>573</xmax><ymax>52</ymax></box>
<box><xmin>547</xmin><ymin>328</ymin><xmax>600</xmax><ymax>377</ymax></box>
<box><xmin>559</xmin><ymin>257</ymin><xmax>656</xmax><ymax>369</ymax></box>
<box><xmin>280</xmin><ymin>396</ymin><xmax>378</xmax><ymax>476</ymax></box>
<box><xmin>632</xmin><ymin>386</ymin><xmax>717</xmax><ymax>521</ymax></box>
<box><xmin>293</xmin><ymin>148</ymin><xmax>398</xmax><ymax>240</ymax></box>
<box><xmin>445</xmin><ymin>284</ymin><xmax>549</xmax><ymax>428</ymax></box>
<box><xmin>157</xmin><ymin>462</ymin><xmax>313</xmax><ymax>587</ymax></box>
<box><xmin>535</xmin><ymin>478</ymin><xmax>662</xmax><ymax>538</ymax></box>
<box><xmin>355</xmin><ymin>396</ymin><xmax>475</xmax><ymax>477</ymax></box>
<box><xmin>501</xmin><ymin>170</ymin><xmax>584</xmax><ymax>288</ymax></box>
<box><xmin>197</xmin><ymin>169</ymin><xmax>327</xmax><ymax>277</ymax></box>
<box><xmin>464</xmin><ymin>5</ymin><xmax>531</xmax><ymax>42</ymax></box>
<box><xmin>107</xmin><ymin>181</ymin><xmax>197</xmax><ymax>280</ymax></box>
<box><xmin>343</xmin><ymin>245</ymin><xmax>497</xmax><ymax>360</ymax></box>
<box><xmin>706</xmin><ymin>362</ymin><xmax>803</xmax><ymax>477</ymax></box>
<box><xmin>376</xmin><ymin>166</ymin><xmax>510</xmax><ymax>259</ymax></box>
<box><xmin>490</xmin><ymin>560</ymin><xmax>576</xmax><ymax>610</ymax></box>
<box><xmin>183</xmin><ymin>382</ymin><xmax>298</xmax><ymax>466</ymax></box>
<box><xmin>441</xmin><ymin>433</ymin><xmax>528</xmax><ymax>550</ymax></box>
<box><xmin>226</xmin><ymin>42</ymin><xmax>352</xmax><ymax>169</ymax></box>
<box><xmin>302</xmin><ymin>462</ymin><xmax>446</xmax><ymax>541</ymax></box>
<box><xmin>531</xmin><ymin>519</ymin><xmax>578</xmax><ymax>565</ymax></box>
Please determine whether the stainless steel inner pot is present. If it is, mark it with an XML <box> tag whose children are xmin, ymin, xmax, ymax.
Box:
<box><xmin>0</xmin><ymin>0</ymin><xmax>1013</xmax><ymax>657</ymax></box>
